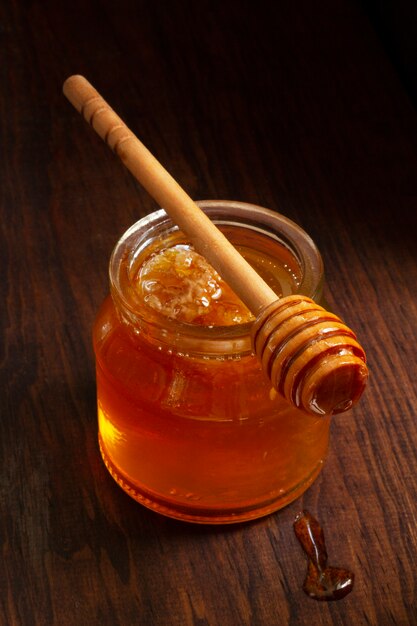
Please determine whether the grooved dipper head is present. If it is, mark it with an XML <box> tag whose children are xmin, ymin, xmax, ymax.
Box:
<box><xmin>251</xmin><ymin>296</ymin><xmax>368</xmax><ymax>416</ymax></box>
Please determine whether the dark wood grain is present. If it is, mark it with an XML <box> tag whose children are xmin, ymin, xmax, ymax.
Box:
<box><xmin>1</xmin><ymin>0</ymin><xmax>416</xmax><ymax>624</ymax></box>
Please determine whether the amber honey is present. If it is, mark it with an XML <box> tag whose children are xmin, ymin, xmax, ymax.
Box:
<box><xmin>93</xmin><ymin>201</ymin><xmax>329</xmax><ymax>523</ymax></box>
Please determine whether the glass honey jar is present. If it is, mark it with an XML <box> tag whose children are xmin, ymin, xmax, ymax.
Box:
<box><xmin>93</xmin><ymin>200</ymin><xmax>328</xmax><ymax>523</ymax></box>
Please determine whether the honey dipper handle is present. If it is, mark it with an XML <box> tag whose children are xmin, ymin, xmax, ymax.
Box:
<box><xmin>63</xmin><ymin>74</ymin><xmax>277</xmax><ymax>315</ymax></box>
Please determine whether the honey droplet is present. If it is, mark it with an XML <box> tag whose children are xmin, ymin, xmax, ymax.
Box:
<box><xmin>293</xmin><ymin>510</ymin><xmax>354</xmax><ymax>601</ymax></box>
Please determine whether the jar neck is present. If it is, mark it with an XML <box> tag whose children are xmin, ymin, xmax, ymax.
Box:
<box><xmin>109</xmin><ymin>201</ymin><xmax>324</xmax><ymax>357</ymax></box>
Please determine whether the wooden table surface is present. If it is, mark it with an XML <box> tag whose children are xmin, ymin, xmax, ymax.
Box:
<box><xmin>2</xmin><ymin>1</ymin><xmax>416</xmax><ymax>624</ymax></box>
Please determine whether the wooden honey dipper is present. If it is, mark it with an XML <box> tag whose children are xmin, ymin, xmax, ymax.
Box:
<box><xmin>63</xmin><ymin>75</ymin><xmax>368</xmax><ymax>416</ymax></box>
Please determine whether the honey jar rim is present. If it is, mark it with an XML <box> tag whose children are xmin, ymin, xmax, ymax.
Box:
<box><xmin>108</xmin><ymin>200</ymin><xmax>324</xmax><ymax>354</ymax></box>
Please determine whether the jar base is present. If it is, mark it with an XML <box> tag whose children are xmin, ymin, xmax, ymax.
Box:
<box><xmin>99</xmin><ymin>438</ymin><xmax>326</xmax><ymax>524</ymax></box>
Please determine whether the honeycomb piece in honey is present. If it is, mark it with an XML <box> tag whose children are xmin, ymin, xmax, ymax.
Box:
<box><xmin>137</xmin><ymin>244</ymin><xmax>253</xmax><ymax>326</ymax></box>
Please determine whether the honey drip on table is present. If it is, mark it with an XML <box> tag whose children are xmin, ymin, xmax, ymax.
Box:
<box><xmin>293</xmin><ymin>510</ymin><xmax>354</xmax><ymax>601</ymax></box>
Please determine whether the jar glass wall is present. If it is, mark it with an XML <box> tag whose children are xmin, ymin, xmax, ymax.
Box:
<box><xmin>93</xmin><ymin>201</ymin><xmax>328</xmax><ymax>523</ymax></box>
